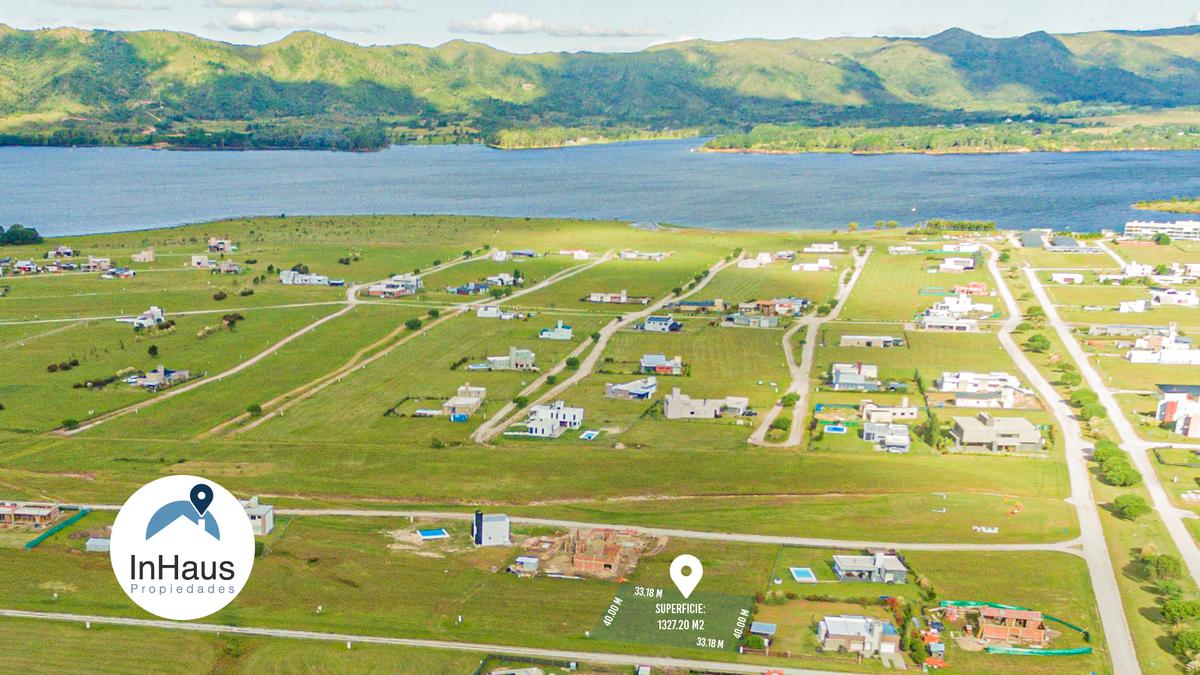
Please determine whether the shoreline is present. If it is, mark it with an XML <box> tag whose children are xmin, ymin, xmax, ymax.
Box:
<box><xmin>698</xmin><ymin>145</ymin><xmax>1200</xmax><ymax>157</ymax></box>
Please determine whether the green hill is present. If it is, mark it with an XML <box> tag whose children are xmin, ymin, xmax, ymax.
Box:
<box><xmin>2</xmin><ymin>23</ymin><xmax>1200</xmax><ymax>149</ymax></box>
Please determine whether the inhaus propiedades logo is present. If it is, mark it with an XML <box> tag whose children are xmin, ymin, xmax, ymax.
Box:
<box><xmin>110</xmin><ymin>475</ymin><xmax>254</xmax><ymax>620</ymax></box>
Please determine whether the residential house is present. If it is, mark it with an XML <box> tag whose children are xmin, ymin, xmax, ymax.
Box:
<box><xmin>279</xmin><ymin>270</ymin><xmax>329</xmax><ymax>285</ymax></box>
<box><xmin>672</xmin><ymin>298</ymin><xmax>725</xmax><ymax>314</ymax></box>
<box><xmin>939</xmin><ymin>256</ymin><xmax>976</xmax><ymax>273</ymax></box>
<box><xmin>1051</xmin><ymin>273</ymin><xmax>1084</xmax><ymax>284</ymax></box>
<box><xmin>587</xmin><ymin>289</ymin><xmax>649</xmax><ymax>305</ymax></box>
<box><xmin>216</xmin><ymin>260</ymin><xmax>242</xmax><ymax>275</ymax></box>
<box><xmin>919</xmin><ymin>315</ymin><xmax>978</xmax><ymax>331</ymax></box>
<box><xmin>640</xmin><ymin>354</ymin><xmax>684</xmax><ymax>376</ymax></box>
<box><xmin>13</xmin><ymin>259</ymin><xmax>38</xmax><ymax>274</ymax></box>
<box><xmin>774</xmin><ymin>250</ymin><xmax>797</xmax><ymax>261</ymax></box>
<box><xmin>927</xmin><ymin>293</ymin><xmax>993</xmax><ymax>316</ymax></box>
<box><xmin>619</xmin><ymin>250</ymin><xmax>669</xmax><ymax>261</ymax></box>
<box><xmin>943</xmin><ymin>242</ymin><xmax>981</xmax><ymax>253</ymax></box>
<box><xmin>476</xmin><ymin>305</ymin><xmax>517</xmax><ymax>320</ymax></box>
<box><xmin>817</xmin><ymin>615</ymin><xmax>902</xmax><ymax>658</ymax></box>
<box><xmin>1155</xmin><ymin>384</ymin><xmax>1200</xmax><ymax>437</ymax></box>
<box><xmin>605</xmin><ymin>377</ymin><xmax>657</xmax><ymax>400</ymax></box>
<box><xmin>471</xmin><ymin>511</ymin><xmax>511</xmax><ymax>546</ymax></box>
<box><xmin>447</xmin><ymin>281</ymin><xmax>491</xmax><ymax>295</ymax></box>
<box><xmin>486</xmin><ymin>272</ymin><xmax>517</xmax><ymax>287</ymax></box>
<box><xmin>131</xmin><ymin>248</ymin><xmax>155</xmax><ymax>263</ymax></box>
<box><xmin>490</xmin><ymin>249</ymin><xmax>510</xmax><ymax>262</ymax></box>
<box><xmin>663</xmin><ymin>388</ymin><xmax>749</xmax><ymax>419</ymax></box>
<box><xmin>791</xmin><ymin>258</ymin><xmax>834</xmax><ymax>272</ymax></box>
<box><xmin>1127</xmin><ymin>323</ymin><xmax>1200</xmax><ymax>364</ymax></box>
<box><xmin>81</xmin><ymin>256</ymin><xmax>111</xmax><ymax>272</ymax></box>
<box><xmin>486</xmin><ymin>347</ymin><xmax>536</xmax><ymax>371</ymax></box>
<box><xmin>803</xmin><ymin>242</ymin><xmax>843</xmax><ymax>254</ymax></box>
<box><xmin>539</xmin><ymin>321</ymin><xmax>573</xmax><ymax>341</ymax></box>
<box><xmin>241</xmin><ymin>496</ymin><xmax>275</xmax><ymax>536</ymax></box>
<box><xmin>722</xmin><ymin>313</ymin><xmax>779</xmax><ymax>329</ymax></box>
<box><xmin>1124</xmin><ymin>220</ymin><xmax>1200</xmax><ymax>241</ymax></box>
<box><xmin>1124</xmin><ymin>261</ymin><xmax>1154</xmax><ymax>278</ymax></box>
<box><xmin>975</xmin><ymin>607</ymin><xmax>1049</xmax><ymax>646</ymax></box>
<box><xmin>888</xmin><ymin>245</ymin><xmax>918</xmax><ymax>255</ymax></box>
<box><xmin>949</xmin><ymin>413</ymin><xmax>1042</xmax><ymax>453</ymax></box>
<box><xmin>190</xmin><ymin>255</ymin><xmax>214</xmax><ymax>269</ymax></box>
<box><xmin>642</xmin><ymin>315</ymin><xmax>682</xmax><ymax>333</ymax></box>
<box><xmin>860</xmin><ymin>399</ymin><xmax>919</xmax><ymax>423</ymax></box>
<box><xmin>132</xmin><ymin>365</ymin><xmax>190</xmax><ymax>391</ymax></box>
<box><xmin>365</xmin><ymin>274</ymin><xmax>421</xmax><ymax>297</ymax></box>
<box><xmin>207</xmin><ymin>237</ymin><xmax>233</xmax><ymax>253</ymax></box>
<box><xmin>832</xmin><ymin>553</ymin><xmax>908</xmax><ymax>583</ymax></box>
<box><xmin>511</xmin><ymin>249</ymin><xmax>536</xmax><ymax>259</ymax></box>
<box><xmin>559</xmin><ymin>248</ymin><xmax>591</xmax><ymax>260</ymax></box>
<box><xmin>840</xmin><ymin>335</ymin><xmax>904</xmax><ymax>348</ymax></box>
<box><xmin>952</xmin><ymin>281</ymin><xmax>989</xmax><ymax>296</ymax></box>
<box><xmin>1119</xmin><ymin>299</ymin><xmax>1149</xmax><ymax>313</ymax></box>
<box><xmin>830</xmin><ymin>362</ymin><xmax>880</xmax><ymax>391</ymax></box>
<box><xmin>861</xmin><ymin>422</ymin><xmax>911</xmax><ymax>453</ymax></box>
<box><xmin>1151</xmin><ymin>287</ymin><xmax>1199</xmax><ymax>307</ymax></box>
<box><xmin>0</xmin><ymin>501</ymin><xmax>62</xmax><ymax>528</ymax></box>
<box><xmin>442</xmin><ymin>383</ymin><xmax>487</xmax><ymax>421</ymax></box>
<box><xmin>524</xmin><ymin>401</ymin><xmax>584</xmax><ymax>437</ymax></box>
<box><xmin>938</xmin><ymin>371</ymin><xmax>1022</xmax><ymax>394</ymax></box>
<box><xmin>1018</xmin><ymin>232</ymin><xmax>1045</xmax><ymax>248</ymax></box>
<box><xmin>117</xmin><ymin>306</ymin><xmax>165</xmax><ymax>330</ymax></box>
<box><xmin>45</xmin><ymin>246</ymin><xmax>75</xmax><ymax>258</ymax></box>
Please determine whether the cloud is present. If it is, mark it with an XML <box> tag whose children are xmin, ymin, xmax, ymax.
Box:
<box><xmin>212</xmin><ymin>0</ymin><xmax>409</xmax><ymax>12</ymax></box>
<box><xmin>450</xmin><ymin>12</ymin><xmax>661</xmax><ymax>38</ymax></box>
<box><xmin>220</xmin><ymin>10</ymin><xmax>380</xmax><ymax>32</ymax></box>
<box><xmin>49</xmin><ymin>0</ymin><xmax>148</xmax><ymax>9</ymax></box>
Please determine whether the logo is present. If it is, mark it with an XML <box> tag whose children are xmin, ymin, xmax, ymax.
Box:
<box><xmin>110</xmin><ymin>475</ymin><xmax>254</xmax><ymax>620</ymax></box>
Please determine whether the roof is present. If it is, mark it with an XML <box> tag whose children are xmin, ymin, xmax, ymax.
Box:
<box><xmin>833</xmin><ymin>554</ymin><xmax>907</xmax><ymax>573</ymax></box>
<box><xmin>1019</xmin><ymin>232</ymin><xmax>1044</xmax><ymax>247</ymax></box>
<box><xmin>1158</xmin><ymin>384</ymin><xmax>1200</xmax><ymax>396</ymax></box>
<box><xmin>980</xmin><ymin>606</ymin><xmax>1043</xmax><ymax>621</ymax></box>
<box><xmin>952</xmin><ymin>414</ymin><xmax>1040</xmax><ymax>443</ymax></box>
<box><xmin>640</xmin><ymin>354</ymin><xmax>680</xmax><ymax>367</ymax></box>
<box><xmin>482</xmin><ymin>513</ymin><xmax>509</xmax><ymax>523</ymax></box>
<box><xmin>821</xmin><ymin>615</ymin><xmax>877</xmax><ymax>638</ymax></box>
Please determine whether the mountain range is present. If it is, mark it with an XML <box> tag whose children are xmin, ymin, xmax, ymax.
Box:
<box><xmin>3</xmin><ymin>23</ymin><xmax>1200</xmax><ymax>149</ymax></box>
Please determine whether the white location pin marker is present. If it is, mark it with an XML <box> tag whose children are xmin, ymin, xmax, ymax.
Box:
<box><xmin>670</xmin><ymin>554</ymin><xmax>703</xmax><ymax>599</ymax></box>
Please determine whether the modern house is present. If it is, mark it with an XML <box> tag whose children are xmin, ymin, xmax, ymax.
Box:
<box><xmin>476</xmin><ymin>305</ymin><xmax>517</xmax><ymax>320</ymax></box>
<box><xmin>830</xmin><ymin>362</ymin><xmax>880</xmax><ymax>391</ymax></box>
<box><xmin>472</xmin><ymin>511</ymin><xmax>511</xmax><ymax>546</ymax></box>
<box><xmin>0</xmin><ymin>501</ymin><xmax>62</xmax><ymax>528</ymax></box>
<box><xmin>791</xmin><ymin>258</ymin><xmax>833</xmax><ymax>272</ymax></box>
<box><xmin>939</xmin><ymin>257</ymin><xmax>975</xmax><ymax>272</ymax></box>
<box><xmin>1151</xmin><ymin>287</ymin><xmax>1200</xmax><ymax>307</ymax></box>
<box><xmin>605</xmin><ymin>377</ymin><xmax>658</xmax><ymax>400</ymax></box>
<box><xmin>1119</xmin><ymin>300</ymin><xmax>1149</xmax><ymax>313</ymax></box>
<box><xmin>1155</xmin><ymin>384</ymin><xmax>1200</xmax><ymax>437</ymax></box>
<box><xmin>1124</xmin><ymin>220</ymin><xmax>1200</xmax><ymax>241</ymax></box>
<box><xmin>722</xmin><ymin>313</ymin><xmax>779</xmax><ymax>329</ymax></box>
<box><xmin>1051</xmin><ymin>273</ymin><xmax>1084</xmax><ymax>284</ymax></box>
<box><xmin>280</xmin><ymin>270</ymin><xmax>330</xmax><ymax>285</ymax></box>
<box><xmin>81</xmin><ymin>256</ymin><xmax>112</xmax><ymax>272</ymax></box>
<box><xmin>839</xmin><ymin>335</ymin><xmax>904</xmax><ymax>348</ymax></box>
<box><xmin>938</xmin><ymin>371</ymin><xmax>1023</xmax><ymax>394</ymax></box>
<box><xmin>861</xmin><ymin>422</ymin><xmax>911</xmax><ymax>453</ymax></box>
<box><xmin>1018</xmin><ymin>232</ymin><xmax>1045</xmax><ymax>248</ymax></box>
<box><xmin>524</xmin><ymin>401</ymin><xmax>584</xmax><ymax>437</ymax></box>
<box><xmin>888</xmin><ymin>245</ymin><xmax>918</xmax><ymax>255</ymax></box>
<box><xmin>640</xmin><ymin>354</ymin><xmax>684</xmax><ymax>376</ymax></box>
<box><xmin>663</xmin><ymin>388</ymin><xmax>749</xmax><ymax>419</ymax></box>
<box><xmin>132</xmin><ymin>365</ymin><xmax>190</xmax><ymax>391</ymax></box>
<box><xmin>216</xmin><ymin>260</ymin><xmax>242</xmax><ymax>275</ymax></box>
<box><xmin>486</xmin><ymin>272</ymin><xmax>517</xmax><ymax>287</ymax></box>
<box><xmin>860</xmin><ymin>399</ymin><xmax>919</xmax><ymax>423</ymax></box>
<box><xmin>952</xmin><ymin>281</ymin><xmax>988</xmax><ymax>296</ymax></box>
<box><xmin>207</xmin><ymin>237</ymin><xmax>234</xmax><ymax>253</ymax></box>
<box><xmin>486</xmin><ymin>347</ymin><xmax>536</xmax><ymax>371</ymax></box>
<box><xmin>620</xmin><ymin>250</ymin><xmax>669</xmax><ymax>261</ymax></box>
<box><xmin>117</xmin><ymin>306</ymin><xmax>165</xmax><ymax>330</ymax></box>
<box><xmin>642</xmin><ymin>315</ymin><xmax>683</xmax><ymax>333</ymax></box>
<box><xmin>803</xmin><ymin>242</ymin><xmax>843</xmax><ymax>254</ymax></box>
<box><xmin>949</xmin><ymin>413</ymin><xmax>1042</xmax><ymax>453</ymax></box>
<box><xmin>442</xmin><ymin>383</ymin><xmax>487</xmax><ymax>421</ymax></box>
<box><xmin>587</xmin><ymin>289</ymin><xmax>649</xmax><ymax>305</ymax></box>
<box><xmin>919</xmin><ymin>315</ymin><xmax>979</xmax><ymax>332</ymax></box>
<box><xmin>241</xmin><ymin>496</ymin><xmax>275</xmax><ymax>536</ymax></box>
<box><xmin>672</xmin><ymin>298</ymin><xmax>725</xmax><ymax>314</ymax></box>
<box><xmin>190</xmin><ymin>254</ymin><xmax>214</xmax><ymax>269</ymax></box>
<box><xmin>539</xmin><ymin>321</ymin><xmax>573</xmax><ymax>341</ymax></box>
<box><xmin>365</xmin><ymin>274</ymin><xmax>421</xmax><ymax>297</ymax></box>
<box><xmin>817</xmin><ymin>615</ymin><xmax>902</xmax><ymax>658</ymax></box>
<box><xmin>1127</xmin><ymin>323</ymin><xmax>1200</xmax><ymax>364</ymax></box>
<box><xmin>45</xmin><ymin>246</ymin><xmax>75</xmax><ymax>258</ymax></box>
<box><xmin>131</xmin><ymin>248</ymin><xmax>155</xmax><ymax>263</ymax></box>
<box><xmin>832</xmin><ymin>552</ymin><xmax>908</xmax><ymax>583</ymax></box>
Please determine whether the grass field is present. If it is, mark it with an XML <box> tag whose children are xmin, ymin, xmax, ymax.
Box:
<box><xmin>688</xmin><ymin>256</ymin><xmax>841</xmax><ymax>307</ymax></box>
<box><xmin>841</xmin><ymin>253</ymin><xmax>996</xmax><ymax>322</ymax></box>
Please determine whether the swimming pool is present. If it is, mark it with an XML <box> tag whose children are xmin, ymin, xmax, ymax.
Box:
<box><xmin>790</xmin><ymin>567</ymin><xmax>817</xmax><ymax>582</ymax></box>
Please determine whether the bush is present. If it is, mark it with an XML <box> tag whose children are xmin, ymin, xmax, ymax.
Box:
<box><xmin>546</xmin><ymin>375</ymin><xmax>558</xmax><ymax>385</ymax></box>
<box><xmin>1163</xmin><ymin>599</ymin><xmax>1200</xmax><ymax>625</ymax></box>
<box><xmin>247</xmin><ymin>403</ymin><xmax>263</xmax><ymax>417</ymax></box>
<box><xmin>1091</xmin><ymin>440</ymin><xmax>1121</xmax><ymax>463</ymax></box>
<box><xmin>428</xmin><ymin>308</ymin><xmax>440</xmax><ymax>318</ymax></box>
<box><xmin>212</xmin><ymin>290</ymin><xmax>228</xmax><ymax>301</ymax></box>
<box><xmin>1145</xmin><ymin>553</ymin><xmax>1184</xmax><ymax>581</ymax></box>
<box><xmin>770</xmin><ymin>417</ymin><xmax>792</xmax><ymax>432</ymax></box>
<box><xmin>47</xmin><ymin>363</ymin><xmax>59</xmax><ymax>373</ymax></box>
<box><xmin>1175</xmin><ymin>628</ymin><xmax>1200</xmax><ymax>657</ymax></box>
<box><xmin>239</xmin><ymin>288</ymin><xmax>254</xmax><ymax>296</ymax></box>
<box><xmin>404</xmin><ymin>318</ymin><xmax>423</xmax><ymax>330</ymax></box>
<box><xmin>1113</xmin><ymin>494</ymin><xmax>1151</xmax><ymax>520</ymax></box>
<box><xmin>1101</xmin><ymin>458</ymin><xmax>1140</xmax><ymax>487</ymax></box>
<box><xmin>591</xmin><ymin>331</ymin><xmax>601</xmax><ymax>341</ymax></box>
<box><xmin>780</xmin><ymin>393</ymin><xmax>800</xmax><ymax>407</ymax></box>
<box><xmin>62</xmin><ymin>418</ymin><xmax>79</xmax><ymax>430</ymax></box>
<box><xmin>1080</xmin><ymin>403</ymin><xmax>1108</xmax><ymax>420</ymax></box>
<box><xmin>565</xmin><ymin>357</ymin><xmax>581</xmax><ymax>370</ymax></box>
<box><xmin>1070</xmin><ymin>389</ymin><xmax>1099</xmax><ymax>407</ymax></box>
<box><xmin>148</xmin><ymin>345</ymin><xmax>158</xmax><ymax>357</ymax></box>
<box><xmin>512</xmin><ymin>396</ymin><xmax>529</xmax><ymax>408</ymax></box>
<box><xmin>1023</xmin><ymin>334</ymin><xmax>1051</xmax><ymax>352</ymax></box>
<box><xmin>1059</xmin><ymin>371</ymin><xmax>1081</xmax><ymax>386</ymax></box>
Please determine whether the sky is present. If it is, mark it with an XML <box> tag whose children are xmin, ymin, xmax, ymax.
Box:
<box><xmin>5</xmin><ymin>0</ymin><xmax>1200</xmax><ymax>52</ymax></box>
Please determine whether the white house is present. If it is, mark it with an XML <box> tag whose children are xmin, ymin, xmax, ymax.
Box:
<box><xmin>663</xmin><ymin>388</ymin><xmax>749</xmax><ymax>419</ymax></box>
<box><xmin>1120</xmin><ymin>299</ymin><xmax>1149</xmax><ymax>313</ymax></box>
<box><xmin>485</xmin><ymin>347</ymin><xmax>536</xmax><ymax>371</ymax></box>
<box><xmin>943</xmin><ymin>242</ymin><xmax>981</xmax><ymax>253</ymax></box>
<box><xmin>524</xmin><ymin>401</ymin><xmax>584</xmax><ymax>437</ymax></box>
<box><xmin>280</xmin><ymin>270</ymin><xmax>330</xmax><ymax>286</ymax></box>
<box><xmin>472</xmin><ymin>511</ymin><xmax>510</xmax><ymax>546</ymax></box>
<box><xmin>559</xmin><ymin>248</ymin><xmax>592</xmax><ymax>260</ymax></box>
<box><xmin>620</xmin><ymin>250</ymin><xmax>668</xmax><ymax>261</ymax></box>
<box><xmin>939</xmin><ymin>257</ymin><xmax>976</xmax><ymax>273</ymax></box>
<box><xmin>919</xmin><ymin>315</ymin><xmax>978</xmax><ymax>331</ymax></box>
<box><xmin>642</xmin><ymin>315</ymin><xmax>682</xmax><ymax>333</ymax></box>
<box><xmin>1151</xmin><ymin>287</ymin><xmax>1200</xmax><ymax>307</ymax></box>
<box><xmin>476</xmin><ymin>305</ymin><xmax>517</xmax><ymax>320</ymax></box>
<box><xmin>490</xmin><ymin>250</ymin><xmax>510</xmax><ymax>262</ymax></box>
<box><xmin>804</xmin><ymin>242</ymin><xmax>843</xmax><ymax>254</ymax></box>
<box><xmin>939</xmin><ymin>371</ymin><xmax>1022</xmax><ymax>394</ymax></box>
<box><xmin>241</xmin><ymin>496</ymin><xmax>275</xmax><ymax>536</ymax></box>
<box><xmin>1124</xmin><ymin>261</ymin><xmax>1154</xmax><ymax>278</ymax></box>
<box><xmin>366</xmin><ymin>274</ymin><xmax>421</xmax><ymax>297</ymax></box>
<box><xmin>486</xmin><ymin>272</ymin><xmax>517</xmax><ymax>287</ymax></box>
<box><xmin>117</xmin><ymin>306</ymin><xmax>165</xmax><ymax>330</ymax></box>
<box><xmin>888</xmin><ymin>245</ymin><xmax>917</xmax><ymax>255</ymax></box>
<box><xmin>131</xmin><ymin>248</ymin><xmax>155</xmax><ymax>263</ymax></box>
<box><xmin>539</xmin><ymin>320</ymin><xmax>573</xmax><ymax>340</ymax></box>
<box><xmin>605</xmin><ymin>376</ymin><xmax>658</xmax><ymax>400</ymax></box>
<box><xmin>1051</xmin><ymin>273</ymin><xmax>1084</xmax><ymax>285</ymax></box>
<box><xmin>860</xmin><ymin>399</ymin><xmax>919</xmax><ymax>423</ymax></box>
<box><xmin>791</xmin><ymin>258</ymin><xmax>833</xmax><ymax>272</ymax></box>
<box><xmin>1124</xmin><ymin>220</ymin><xmax>1200</xmax><ymax>241</ymax></box>
<box><xmin>927</xmin><ymin>294</ymin><xmax>992</xmax><ymax>317</ymax></box>
<box><xmin>190</xmin><ymin>254</ymin><xmax>213</xmax><ymax>269</ymax></box>
<box><xmin>1127</xmin><ymin>323</ymin><xmax>1200</xmax><ymax>364</ymax></box>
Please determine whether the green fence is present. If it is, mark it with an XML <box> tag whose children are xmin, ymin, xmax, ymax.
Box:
<box><xmin>24</xmin><ymin>508</ymin><xmax>90</xmax><ymax>550</ymax></box>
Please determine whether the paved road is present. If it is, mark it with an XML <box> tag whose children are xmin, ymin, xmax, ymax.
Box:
<box><xmin>1096</xmin><ymin>240</ymin><xmax>1127</xmax><ymax>268</ymax></box>
<box><xmin>75</xmin><ymin>502</ymin><xmax>1081</xmax><ymax>552</ymax></box>
<box><xmin>0</xmin><ymin>300</ymin><xmax>348</xmax><ymax>327</ymax></box>
<box><xmin>0</xmin><ymin>608</ymin><xmax>844</xmax><ymax>675</ymax></box>
<box><xmin>986</xmin><ymin>250</ymin><xmax>1139</xmax><ymax>674</ymax></box>
<box><xmin>473</xmin><ymin>252</ymin><xmax>734</xmax><ymax>443</ymax></box>
<box><xmin>1024</xmin><ymin>265</ymin><xmax>1200</xmax><ymax>587</ymax></box>
<box><xmin>750</xmin><ymin>248</ymin><xmax>871</xmax><ymax>447</ymax></box>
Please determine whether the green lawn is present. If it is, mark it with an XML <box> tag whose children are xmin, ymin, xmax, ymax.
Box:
<box><xmin>841</xmin><ymin>253</ymin><xmax>996</xmax><ymax>322</ymax></box>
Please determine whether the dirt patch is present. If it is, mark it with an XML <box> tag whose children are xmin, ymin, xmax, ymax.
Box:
<box><xmin>166</xmin><ymin>461</ymin><xmax>276</xmax><ymax>477</ymax></box>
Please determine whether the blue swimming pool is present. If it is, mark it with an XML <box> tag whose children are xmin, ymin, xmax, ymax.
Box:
<box><xmin>790</xmin><ymin>567</ymin><xmax>817</xmax><ymax>582</ymax></box>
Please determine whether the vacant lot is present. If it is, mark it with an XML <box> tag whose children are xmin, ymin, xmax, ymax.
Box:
<box><xmin>841</xmin><ymin>253</ymin><xmax>995</xmax><ymax>322</ymax></box>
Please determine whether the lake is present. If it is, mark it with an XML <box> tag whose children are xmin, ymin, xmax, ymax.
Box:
<box><xmin>3</xmin><ymin>139</ymin><xmax>1200</xmax><ymax>236</ymax></box>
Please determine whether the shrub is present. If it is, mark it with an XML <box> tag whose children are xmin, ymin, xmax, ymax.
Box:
<box><xmin>565</xmin><ymin>357</ymin><xmax>581</xmax><ymax>370</ymax></box>
<box><xmin>1070</xmin><ymin>389</ymin><xmax>1099</xmax><ymax>407</ymax></box>
<box><xmin>212</xmin><ymin>290</ymin><xmax>228</xmax><ymax>301</ymax></box>
<box><xmin>1113</xmin><ymin>494</ymin><xmax>1151</xmax><ymax>520</ymax></box>
<box><xmin>1163</xmin><ymin>599</ymin><xmax>1200</xmax><ymax>625</ymax></box>
<box><xmin>1091</xmin><ymin>439</ymin><xmax>1121</xmax><ymax>463</ymax></box>
<box><xmin>404</xmin><ymin>318</ymin><xmax>423</xmax><ymax>330</ymax></box>
<box><xmin>1175</xmin><ymin>629</ymin><xmax>1200</xmax><ymax>657</ymax></box>
<box><xmin>1023</xmin><ymin>334</ymin><xmax>1051</xmax><ymax>352</ymax></box>
<box><xmin>780</xmin><ymin>393</ymin><xmax>800</xmax><ymax>407</ymax></box>
<box><xmin>1145</xmin><ymin>553</ymin><xmax>1183</xmax><ymax>581</ymax></box>
<box><xmin>247</xmin><ymin>403</ymin><xmax>263</xmax><ymax>417</ymax></box>
<box><xmin>1080</xmin><ymin>403</ymin><xmax>1108</xmax><ymax>420</ymax></box>
<box><xmin>47</xmin><ymin>363</ymin><xmax>59</xmax><ymax>373</ymax></box>
<box><xmin>428</xmin><ymin>308</ymin><xmax>440</xmax><ymax>318</ymax></box>
<box><xmin>770</xmin><ymin>417</ymin><xmax>792</xmax><ymax>431</ymax></box>
<box><xmin>1059</xmin><ymin>371</ymin><xmax>1081</xmax><ymax>386</ymax></box>
<box><xmin>62</xmin><ymin>419</ymin><xmax>79</xmax><ymax>430</ymax></box>
<box><xmin>1101</xmin><ymin>459</ymin><xmax>1140</xmax><ymax>487</ymax></box>
<box><xmin>546</xmin><ymin>375</ymin><xmax>558</xmax><ymax>385</ymax></box>
<box><xmin>239</xmin><ymin>288</ymin><xmax>254</xmax><ymax>296</ymax></box>
<box><xmin>512</xmin><ymin>396</ymin><xmax>529</xmax><ymax>408</ymax></box>
<box><xmin>148</xmin><ymin>345</ymin><xmax>158</xmax><ymax>357</ymax></box>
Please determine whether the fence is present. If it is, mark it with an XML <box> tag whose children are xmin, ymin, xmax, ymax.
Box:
<box><xmin>25</xmin><ymin>508</ymin><xmax>90</xmax><ymax>550</ymax></box>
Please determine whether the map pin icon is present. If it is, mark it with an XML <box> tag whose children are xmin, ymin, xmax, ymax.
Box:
<box><xmin>670</xmin><ymin>554</ymin><xmax>703</xmax><ymax>599</ymax></box>
<box><xmin>190</xmin><ymin>484</ymin><xmax>213</xmax><ymax>516</ymax></box>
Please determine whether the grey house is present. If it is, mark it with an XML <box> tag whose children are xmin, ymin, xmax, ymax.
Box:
<box><xmin>949</xmin><ymin>412</ymin><xmax>1042</xmax><ymax>453</ymax></box>
<box><xmin>832</xmin><ymin>552</ymin><xmax>908</xmax><ymax>584</ymax></box>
